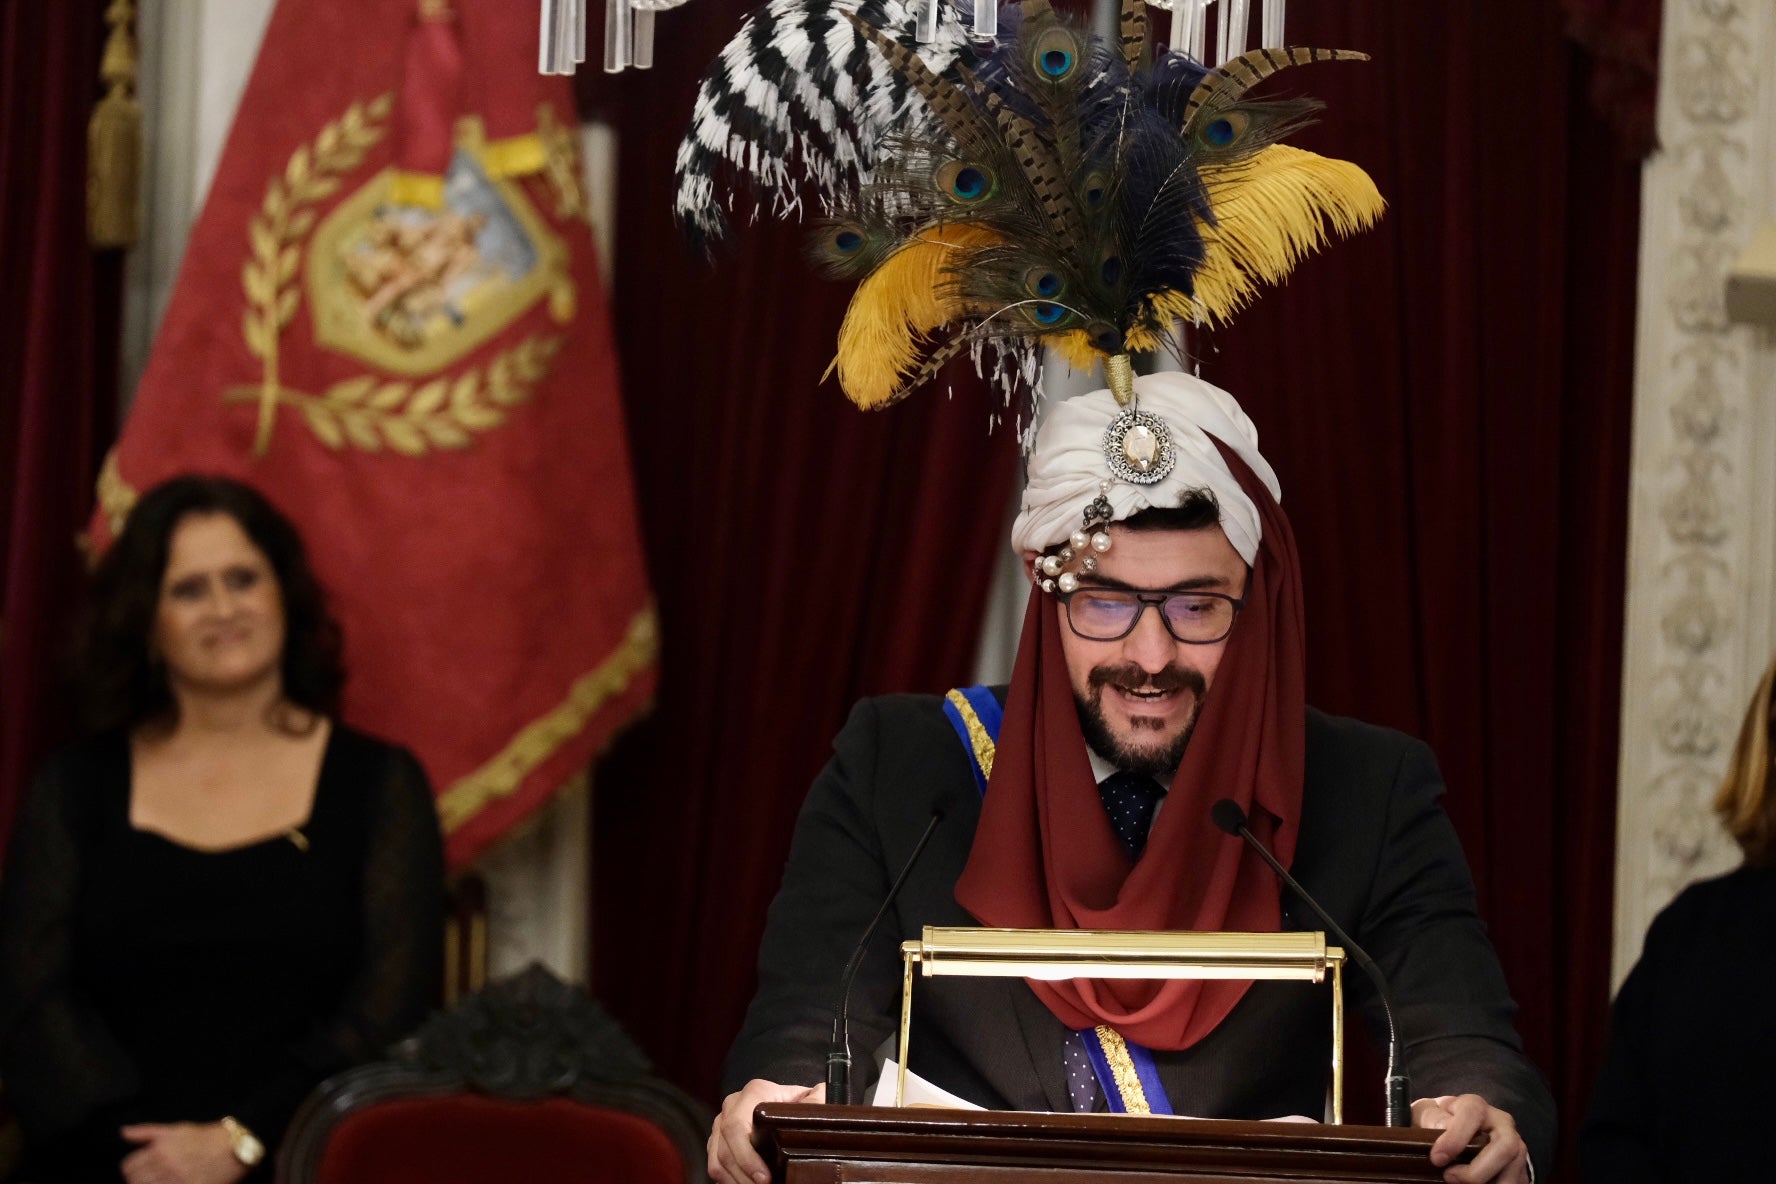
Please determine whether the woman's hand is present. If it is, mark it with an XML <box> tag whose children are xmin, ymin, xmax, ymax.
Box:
<box><xmin>119</xmin><ymin>1123</ymin><xmax>249</xmax><ymax>1184</ymax></box>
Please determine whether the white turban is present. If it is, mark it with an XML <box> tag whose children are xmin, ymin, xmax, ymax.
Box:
<box><xmin>1010</xmin><ymin>371</ymin><xmax>1281</xmax><ymax>565</ymax></box>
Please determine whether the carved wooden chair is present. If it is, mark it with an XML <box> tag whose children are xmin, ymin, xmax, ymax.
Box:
<box><xmin>278</xmin><ymin>964</ymin><xmax>710</xmax><ymax>1183</ymax></box>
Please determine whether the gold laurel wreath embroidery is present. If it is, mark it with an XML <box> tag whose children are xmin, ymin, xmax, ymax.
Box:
<box><xmin>293</xmin><ymin>335</ymin><xmax>564</xmax><ymax>454</ymax></box>
<box><xmin>241</xmin><ymin>93</ymin><xmax>391</xmax><ymax>456</ymax></box>
<box><xmin>236</xmin><ymin>94</ymin><xmax>560</xmax><ymax>457</ymax></box>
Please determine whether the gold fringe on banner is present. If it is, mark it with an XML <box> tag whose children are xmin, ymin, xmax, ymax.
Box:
<box><xmin>88</xmin><ymin>0</ymin><xmax>142</xmax><ymax>248</ymax></box>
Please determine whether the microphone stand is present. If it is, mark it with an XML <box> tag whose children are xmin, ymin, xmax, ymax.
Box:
<box><xmin>1211</xmin><ymin>799</ymin><xmax>1412</xmax><ymax>1127</ymax></box>
<box><xmin>826</xmin><ymin>810</ymin><xmax>944</xmax><ymax>1104</ymax></box>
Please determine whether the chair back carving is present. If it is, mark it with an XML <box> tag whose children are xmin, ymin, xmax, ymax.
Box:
<box><xmin>279</xmin><ymin>963</ymin><xmax>710</xmax><ymax>1183</ymax></box>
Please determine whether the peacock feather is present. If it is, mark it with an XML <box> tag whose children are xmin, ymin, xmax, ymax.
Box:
<box><xmin>676</xmin><ymin>0</ymin><xmax>1385</xmax><ymax>412</ymax></box>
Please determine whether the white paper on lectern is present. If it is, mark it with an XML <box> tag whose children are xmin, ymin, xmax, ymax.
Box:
<box><xmin>869</xmin><ymin>1060</ymin><xmax>985</xmax><ymax>1109</ymax></box>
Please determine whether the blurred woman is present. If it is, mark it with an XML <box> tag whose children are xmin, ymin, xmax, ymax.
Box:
<box><xmin>1582</xmin><ymin>653</ymin><xmax>1776</xmax><ymax>1182</ymax></box>
<box><xmin>0</xmin><ymin>476</ymin><xmax>444</xmax><ymax>1182</ymax></box>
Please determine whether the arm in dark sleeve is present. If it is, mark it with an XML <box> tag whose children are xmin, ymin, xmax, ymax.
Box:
<box><xmin>1353</xmin><ymin>738</ymin><xmax>1555</xmax><ymax>1170</ymax></box>
<box><xmin>723</xmin><ymin>700</ymin><xmax>899</xmax><ymax>1096</ymax></box>
<box><xmin>0</xmin><ymin>753</ymin><xmax>142</xmax><ymax>1142</ymax></box>
<box><xmin>1578</xmin><ymin>923</ymin><xmax>1662</xmax><ymax>1184</ymax></box>
<box><xmin>232</xmin><ymin>744</ymin><xmax>445</xmax><ymax>1139</ymax></box>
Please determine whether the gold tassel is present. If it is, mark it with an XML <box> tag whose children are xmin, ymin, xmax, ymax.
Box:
<box><xmin>830</xmin><ymin>223</ymin><xmax>1000</xmax><ymax>409</ymax></box>
<box><xmin>88</xmin><ymin>0</ymin><xmax>142</xmax><ymax>249</ymax></box>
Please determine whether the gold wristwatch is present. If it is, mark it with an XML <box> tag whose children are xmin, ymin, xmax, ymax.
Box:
<box><xmin>219</xmin><ymin>1116</ymin><xmax>265</xmax><ymax>1167</ymax></box>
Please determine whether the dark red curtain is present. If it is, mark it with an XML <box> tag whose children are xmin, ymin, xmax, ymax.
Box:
<box><xmin>581</xmin><ymin>3</ymin><xmax>1021</xmax><ymax>1104</ymax></box>
<box><xmin>1201</xmin><ymin>2</ymin><xmax>1642</xmax><ymax>1175</ymax></box>
<box><xmin>0</xmin><ymin>1</ymin><xmax>122</xmax><ymax>857</ymax></box>
<box><xmin>587</xmin><ymin>4</ymin><xmax>1644</xmax><ymax>1177</ymax></box>
<box><xmin>1561</xmin><ymin>0</ymin><xmax>1662</xmax><ymax>157</ymax></box>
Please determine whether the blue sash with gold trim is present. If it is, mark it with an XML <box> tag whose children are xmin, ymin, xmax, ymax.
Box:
<box><xmin>941</xmin><ymin>686</ymin><xmax>1001</xmax><ymax>794</ymax></box>
<box><xmin>941</xmin><ymin>685</ymin><xmax>1174</xmax><ymax>1116</ymax></box>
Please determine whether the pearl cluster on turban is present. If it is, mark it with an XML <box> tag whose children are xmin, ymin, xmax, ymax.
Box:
<box><xmin>1010</xmin><ymin>371</ymin><xmax>1281</xmax><ymax>566</ymax></box>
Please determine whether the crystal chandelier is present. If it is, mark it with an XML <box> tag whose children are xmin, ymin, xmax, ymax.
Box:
<box><xmin>540</xmin><ymin>0</ymin><xmax>1290</xmax><ymax>75</ymax></box>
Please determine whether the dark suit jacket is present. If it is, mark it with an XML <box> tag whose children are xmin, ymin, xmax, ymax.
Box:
<box><xmin>725</xmin><ymin>693</ymin><xmax>1554</xmax><ymax>1169</ymax></box>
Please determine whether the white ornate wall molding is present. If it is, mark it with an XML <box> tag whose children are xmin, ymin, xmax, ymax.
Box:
<box><xmin>479</xmin><ymin>774</ymin><xmax>593</xmax><ymax>983</ymax></box>
<box><xmin>1613</xmin><ymin>0</ymin><xmax>1776</xmax><ymax>989</ymax></box>
<box><xmin>124</xmin><ymin>0</ymin><xmax>277</xmax><ymax>407</ymax></box>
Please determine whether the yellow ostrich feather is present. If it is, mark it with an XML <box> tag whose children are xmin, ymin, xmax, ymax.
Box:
<box><xmin>1046</xmin><ymin>318</ymin><xmax>1175</xmax><ymax>372</ymax></box>
<box><xmin>832</xmin><ymin>223</ymin><xmax>1002</xmax><ymax>409</ymax></box>
<box><xmin>1046</xmin><ymin>329</ymin><xmax>1105</xmax><ymax>374</ymax></box>
<box><xmin>1176</xmin><ymin>143</ymin><xmax>1385</xmax><ymax>327</ymax></box>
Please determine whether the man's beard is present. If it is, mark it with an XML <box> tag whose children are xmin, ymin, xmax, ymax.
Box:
<box><xmin>1074</xmin><ymin>662</ymin><xmax>1208</xmax><ymax>778</ymax></box>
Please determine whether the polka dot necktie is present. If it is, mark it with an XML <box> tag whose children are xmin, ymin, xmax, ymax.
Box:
<box><xmin>1097</xmin><ymin>770</ymin><xmax>1167</xmax><ymax>861</ymax></box>
<box><xmin>1064</xmin><ymin>770</ymin><xmax>1169</xmax><ymax>1112</ymax></box>
<box><xmin>1065</xmin><ymin>1031</ymin><xmax>1103</xmax><ymax>1111</ymax></box>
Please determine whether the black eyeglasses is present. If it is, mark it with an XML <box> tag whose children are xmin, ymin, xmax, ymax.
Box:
<box><xmin>1055</xmin><ymin>587</ymin><xmax>1245</xmax><ymax>644</ymax></box>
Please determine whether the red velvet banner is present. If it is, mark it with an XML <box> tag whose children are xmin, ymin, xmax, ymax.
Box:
<box><xmin>89</xmin><ymin>0</ymin><xmax>654</xmax><ymax>868</ymax></box>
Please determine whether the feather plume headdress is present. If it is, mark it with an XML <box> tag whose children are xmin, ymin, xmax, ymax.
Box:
<box><xmin>675</xmin><ymin>0</ymin><xmax>1384</xmax><ymax>417</ymax></box>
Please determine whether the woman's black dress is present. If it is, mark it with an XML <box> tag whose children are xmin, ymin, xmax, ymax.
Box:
<box><xmin>1581</xmin><ymin>863</ymin><xmax>1776</xmax><ymax>1183</ymax></box>
<box><xmin>0</xmin><ymin>725</ymin><xmax>444</xmax><ymax>1181</ymax></box>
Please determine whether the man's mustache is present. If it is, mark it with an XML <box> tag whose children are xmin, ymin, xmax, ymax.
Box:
<box><xmin>1088</xmin><ymin>663</ymin><xmax>1206</xmax><ymax>697</ymax></box>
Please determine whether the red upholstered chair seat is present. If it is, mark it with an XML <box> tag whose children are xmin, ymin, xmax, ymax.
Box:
<box><xmin>317</xmin><ymin>1095</ymin><xmax>685</xmax><ymax>1184</ymax></box>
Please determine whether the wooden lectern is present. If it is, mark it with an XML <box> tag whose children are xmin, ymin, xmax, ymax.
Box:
<box><xmin>754</xmin><ymin>1104</ymin><xmax>1472</xmax><ymax>1183</ymax></box>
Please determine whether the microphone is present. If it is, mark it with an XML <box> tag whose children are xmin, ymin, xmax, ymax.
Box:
<box><xmin>826</xmin><ymin>809</ymin><xmax>944</xmax><ymax>1105</ymax></box>
<box><xmin>1211</xmin><ymin>798</ymin><xmax>1412</xmax><ymax>1128</ymax></box>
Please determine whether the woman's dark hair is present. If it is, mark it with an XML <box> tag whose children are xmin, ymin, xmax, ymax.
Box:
<box><xmin>74</xmin><ymin>475</ymin><xmax>345</xmax><ymax>734</ymax></box>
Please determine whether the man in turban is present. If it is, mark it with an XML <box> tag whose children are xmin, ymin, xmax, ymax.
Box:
<box><xmin>706</xmin><ymin>374</ymin><xmax>1552</xmax><ymax>1184</ymax></box>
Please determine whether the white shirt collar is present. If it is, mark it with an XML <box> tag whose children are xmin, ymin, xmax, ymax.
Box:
<box><xmin>1086</xmin><ymin>746</ymin><xmax>1175</xmax><ymax>788</ymax></box>
<box><xmin>1087</xmin><ymin>746</ymin><xmax>1119</xmax><ymax>784</ymax></box>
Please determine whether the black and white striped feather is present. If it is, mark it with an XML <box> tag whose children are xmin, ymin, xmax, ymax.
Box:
<box><xmin>674</xmin><ymin>0</ymin><xmax>980</xmax><ymax>249</ymax></box>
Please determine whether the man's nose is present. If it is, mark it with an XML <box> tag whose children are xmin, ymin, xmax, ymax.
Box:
<box><xmin>1122</xmin><ymin>603</ymin><xmax>1175</xmax><ymax>672</ymax></box>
